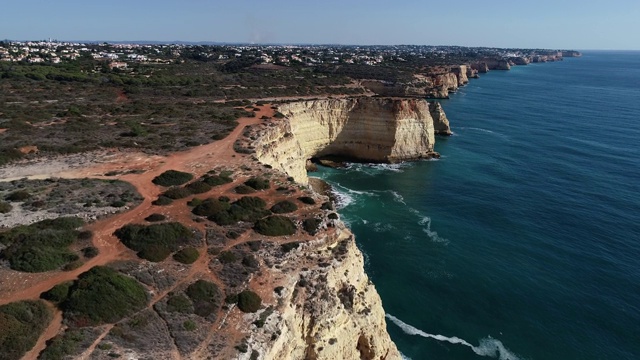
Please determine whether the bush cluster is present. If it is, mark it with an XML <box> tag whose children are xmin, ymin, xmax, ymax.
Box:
<box><xmin>0</xmin><ymin>300</ymin><xmax>53</xmax><ymax>360</ymax></box>
<box><xmin>185</xmin><ymin>280</ymin><xmax>222</xmax><ymax>317</ymax></box>
<box><xmin>173</xmin><ymin>247</ymin><xmax>200</xmax><ymax>264</ymax></box>
<box><xmin>201</xmin><ymin>173</ymin><xmax>233</xmax><ymax>186</ymax></box>
<box><xmin>152</xmin><ymin>196</ymin><xmax>173</xmax><ymax>206</ymax></box>
<box><xmin>237</xmin><ymin>290</ymin><xmax>262</xmax><ymax>313</ymax></box>
<box><xmin>0</xmin><ymin>201</ymin><xmax>12</xmax><ymax>213</ymax></box>
<box><xmin>302</xmin><ymin>218</ymin><xmax>322</xmax><ymax>235</ymax></box>
<box><xmin>162</xmin><ymin>187</ymin><xmax>192</xmax><ymax>200</ymax></box>
<box><xmin>192</xmin><ymin>196</ymin><xmax>269</xmax><ymax>226</ymax></box>
<box><xmin>114</xmin><ymin>222</ymin><xmax>194</xmax><ymax>262</ymax></box>
<box><xmin>0</xmin><ymin>217</ymin><xmax>84</xmax><ymax>272</ymax></box>
<box><xmin>234</xmin><ymin>185</ymin><xmax>255</xmax><ymax>194</ymax></box>
<box><xmin>152</xmin><ymin>170</ymin><xmax>194</xmax><ymax>187</ymax></box>
<box><xmin>298</xmin><ymin>196</ymin><xmax>316</xmax><ymax>205</ymax></box>
<box><xmin>5</xmin><ymin>190</ymin><xmax>31</xmax><ymax>202</ymax></box>
<box><xmin>208</xmin><ymin>196</ymin><xmax>271</xmax><ymax>226</ymax></box>
<box><xmin>41</xmin><ymin>282</ymin><xmax>74</xmax><ymax>304</ymax></box>
<box><xmin>37</xmin><ymin>328</ymin><xmax>86</xmax><ymax>360</ymax></box>
<box><xmin>185</xmin><ymin>181</ymin><xmax>212</xmax><ymax>194</ymax></box>
<box><xmin>61</xmin><ymin>266</ymin><xmax>148</xmax><ymax>326</ymax></box>
<box><xmin>243</xmin><ymin>177</ymin><xmax>270</xmax><ymax>190</ymax></box>
<box><xmin>166</xmin><ymin>294</ymin><xmax>192</xmax><ymax>313</ymax></box>
<box><xmin>144</xmin><ymin>213</ymin><xmax>166</xmax><ymax>222</ymax></box>
<box><xmin>270</xmin><ymin>200</ymin><xmax>298</xmax><ymax>214</ymax></box>
<box><xmin>254</xmin><ymin>216</ymin><xmax>296</xmax><ymax>236</ymax></box>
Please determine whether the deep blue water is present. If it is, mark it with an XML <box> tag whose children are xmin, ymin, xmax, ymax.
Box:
<box><xmin>315</xmin><ymin>52</ymin><xmax>640</xmax><ymax>360</ymax></box>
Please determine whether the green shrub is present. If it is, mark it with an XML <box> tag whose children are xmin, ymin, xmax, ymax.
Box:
<box><xmin>0</xmin><ymin>201</ymin><xmax>12</xmax><ymax>214</ymax></box>
<box><xmin>144</xmin><ymin>213</ymin><xmax>166</xmax><ymax>222</ymax></box>
<box><xmin>298</xmin><ymin>196</ymin><xmax>316</xmax><ymax>205</ymax></box>
<box><xmin>225</xmin><ymin>293</ymin><xmax>239</xmax><ymax>304</ymax></box>
<box><xmin>82</xmin><ymin>246</ymin><xmax>99</xmax><ymax>258</ymax></box>
<box><xmin>0</xmin><ymin>217</ymin><xmax>84</xmax><ymax>272</ymax></box>
<box><xmin>5</xmin><ymin>190</ymin><xmax>31</xmax><ymax>202</ymax></box>
<box><xmin>166</xmin><ymin>294</ymin><xmax>192</xmax><ymax>313</ymax></box>
<box><xmin>208</xmin><ymin>196</ymin><xmax>270</xmax><ymax>226</ymax></box>
<box><xmin>185</xmin><ymin>280</ymin><xmax>222</xmax><ymax>317</ymax></box>
<box><xmin>77</xmin><ymin>230</ymin><xmax>93</xmax><ymax>240</ymax></box>
<box><xmin>173</xmin><ymin>247</ymin><xmax>199</xmax><ymax>264</ymax></box>
<box><xmin>244</xmin><ymin>177</ymin><xmax>270</xmax><ymax>190</ymax></box>
<box><xmin>187</xmin><ymin>198</ymin><xmax>203</xmax><ymax>207</ymax></box>
<box><xmin>254</xmin><ymin>216</ymin><xmax>296</xmax><ymax>236</ymax></box>
<box><xmin>270</xmin><ymin>200</ymin><xmax>298</xmax><ymax>214</ymax></box>
<box><xmin>234</xmin><ymin>185</ymin><xmax>255</xmax><ymax>194</ymax></box>
<box><xmin>152</xmin><ymin>170</ymin><xmax>194</xmax><ymax>187</ymax></box>
<box><xmin>201</xmin><ymin>174</ymin><xmax>233</xmax><ymax>186</ymax></box>
<box><xmin>110</xmin><ymin>200</ymin><xmax>126</xmax><ymax>208</ymax></box>
<box><xmin>62</xmin><ymin>260</ymin><xmax>84</xmax><ymax>271</ymax></box>
<box><xmin>192</xmin><ymin>198</ymin><xmax>230</xmax><ymax>217</ymax></box>
<box><xmin>281</xmin><ymin>242</ymin><xmax>300</xmax><ymax>253</ymax></box>
<box><xmin>218</xmin><ymin>251</ymin><xmax>238</xmax><ymax>264</ymax></box>
<box><xmin>183</xmin><ymin>320</ymin><xmax>197</xmax><ymax>331</ymax></box>
<box><xmin>152</xmin><ymin>196</ymin><xmax>173</xmax><ymax>206</ymax></box>
<box><xmin>237</xmin><ymin>290</ymin><xmax>262</xmax><ymax>313</ymax></box>
<box><xmin>62</xmin><ymin>266</ymin><xmax>148</xmax><ymax>326</ymax></box>
<box><xmin>302</xmin><ymin>218</ymin><xmax>322</xmax><ymax>235</ymax></box>
<box><xmin>321</xmin><ymin>202</ymin><xmax>334</xmax><ymax>210</ymax></box>
<box><xmin>186</xmin><ymin>181</ymin><xmax>212</xmax><ymax>194</ymax></box>
<box><xmin>328</xmin><ymin>212</ymin><xmax>339</xmax><ymax>220</ymax></box>
<box><xmin>0</xmin><ymin>300</ymin><xmax>53</xmax><ymax>360</ymax></box>
<box><xmin>114</xmin><ymin>222</ymin><xmax>194</xmax><ymax>262</ymax></box>
<box><xmin>162</xmin><ymin>187</ymin><xmax>192</xmax><ymax>200</ymax></box>
<box><xmin>38</xmin><ymin>329</ymin><xmax>85</xmax><ymax>360</ymax></box>
<box><xmin>41</xmin><ymin>281</ymin><xmax>73</xmax><ymax>304</ymax></box>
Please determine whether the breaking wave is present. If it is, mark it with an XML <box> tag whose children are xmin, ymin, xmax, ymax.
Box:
<box><xmin>386</xmin><ymin>314</ymin><xmax>522</xmax><ymax>360</ymax></box>
<box><xmin>346</xmin><ymin>162</ymin><xmax>410</xmax><ymax>175</ymax></box>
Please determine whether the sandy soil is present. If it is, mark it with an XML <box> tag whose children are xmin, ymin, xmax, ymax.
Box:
<box><xmin>0</xmin><ymin>103</ymin><xmax>336</xmax><ymax>358</ymax></box>
<box><xmin>0</xmin><ymin>105</ymin><xmax>272</xmax><ymax>357</ymax></box>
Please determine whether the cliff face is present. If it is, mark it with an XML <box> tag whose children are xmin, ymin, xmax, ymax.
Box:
<box><xmin>254</xmin><ymin>97</ymin><xmax>449</xmax><ymax>183</ymax></box>
<box><xmin>248</xmin><ymin>225</ymin><xmax>401</xmax><ymax>360</ymax></box>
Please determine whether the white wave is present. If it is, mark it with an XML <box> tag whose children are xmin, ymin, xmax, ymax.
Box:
<box><xmin>390</xmin><ymin>190</ymin><xmax>407</xmax><ymax>205</ymax></box>
<box><xmin>458</xmin><ymin>126</ymin><xmax>496</xmax><ymax>134</ymax></box>
<box><xmin>372</xmin><ymin>222</ymin><xmax>394</xmax><ymax>233</ymax></box>
<box><xmin>386</xmin><ymin>314</ymin><xmax>522</xmax><ymax>360</ymax></box>
<box><xmin>346</xmin><ymin>162</ymin><xmax>409</xmax><ymax>174</ymax></box>
<box><xmin>331</xmin><ymin>189</ymin><xmax>354</xmax><ymax>209</ymax></box>
<box><xmin>419</xmin><ymin>216</ymin><xmax>449</xmax><ymax>244</ymax></box>
<box><xmin>400</xmin><ymin>352</ymin><xmax>412</xmax><ymax>360</ymax></box>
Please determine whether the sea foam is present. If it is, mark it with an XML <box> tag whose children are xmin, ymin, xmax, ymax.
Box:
<box><xmin>386</xmin><ymin>314</ymin><xmax>521</xmax><ymax>360</ymax></box>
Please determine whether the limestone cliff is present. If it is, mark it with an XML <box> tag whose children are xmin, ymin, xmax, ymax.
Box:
<box><xmin>253</xmin><ymin>97</ymin><xmax>450</xmax><ymax>183</ymax></box>
<box><xmin>246</xmin><ymin>224</ymin><xmax>401</xmax><ymax>360</ymax></box>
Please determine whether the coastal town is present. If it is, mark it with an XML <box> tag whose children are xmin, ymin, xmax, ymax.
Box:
<box><xmin>0</xmin><ymin>40</ymin><xmax>580</xmax><ymax>68</ymax></box>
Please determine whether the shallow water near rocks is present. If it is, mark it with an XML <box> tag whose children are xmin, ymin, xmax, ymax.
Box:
<box><xmin>315</xmin><ymin>51</ymin><xmax>640</xmax><ymax>360</ymax></box>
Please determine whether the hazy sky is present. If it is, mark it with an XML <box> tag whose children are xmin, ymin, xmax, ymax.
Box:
<box><xmin>2</xmin><ymin>0</ymin><xmax>639</xmax><ymax>49</ymax></box>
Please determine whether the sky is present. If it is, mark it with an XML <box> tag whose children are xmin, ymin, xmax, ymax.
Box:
<box><xmin>2</xmin><ymin>0</ymin><xmax>639</xmax><ymax>50</ymax></box>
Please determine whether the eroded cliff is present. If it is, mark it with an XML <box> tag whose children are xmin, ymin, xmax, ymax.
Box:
<box><xmin>251</xmin><ymin>97</ymin><xmax>450</xmax><ymax>183</ymax></box>
<box><xmin>246</xmin><ymin>224</ymin><xmax>401</xmax><ymax>360</ymax></box>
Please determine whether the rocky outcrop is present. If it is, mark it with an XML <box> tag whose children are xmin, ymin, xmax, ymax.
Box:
<box><xmin>562</xmin><ymin>50</ymin><xmax>582</xmax><ymax>57</ymax></box>
<box><xmin>250</xmin><ymin>225</ymin><xmax>401</xmax><ymax>360</ymax></box>
<box><xmin>254</xmin><ymin>97</ymin><xmax>449</xmax><ymax>183</ymax></box>
<box><xmin>429</xmin><ymin>102</ymin><xmax>452</xmax><ymax>135</ymax></box>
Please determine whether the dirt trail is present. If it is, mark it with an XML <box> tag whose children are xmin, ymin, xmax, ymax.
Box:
<box><xmin>23</xmin><ymin>306</ymin><xmax>62</xmax><ymax>359</ymax></box>
<box><xmin>0</xmin><ymin>106</ymin><xmax>272</xmax><ymax>359</ymax></box>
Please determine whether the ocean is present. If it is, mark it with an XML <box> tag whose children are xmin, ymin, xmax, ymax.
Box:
<box><xmin>314</xmin><ymin>51</ymin><xmax>640</xmax><ymax>360</ymax></box>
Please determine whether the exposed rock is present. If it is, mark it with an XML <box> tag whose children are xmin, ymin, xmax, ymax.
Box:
<box><xmin>253</xmin><ymin>226</ymin><xmax>401</xmax><ymax>360</ymax></box>
<box><xmin>429</xmin><ymin>102</ymin><xmax>452</xmax><ymax>136</ymax></box>
<box><xmin>254</xmin><ymin>97</ymin><xmax>449</xmax><ymax>183</ymax></box>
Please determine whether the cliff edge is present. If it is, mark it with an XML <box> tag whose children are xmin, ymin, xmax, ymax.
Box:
<box><xmin>251</xmin><ymin>97</ymin><xmax>451</xmax><ymax>183</ymax></box>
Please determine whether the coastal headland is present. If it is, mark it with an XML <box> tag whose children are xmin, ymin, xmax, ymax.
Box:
<box><xmin>0</xmin><ymin>43</ymin><xmax>579</xmax><ymax>359</ymax></box>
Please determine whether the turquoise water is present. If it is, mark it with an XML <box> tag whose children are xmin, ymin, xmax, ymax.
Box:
<box><xmin>315</xmin><ymin>52</ymin><xmax>640</xmax><ymax>360</ymax></box>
